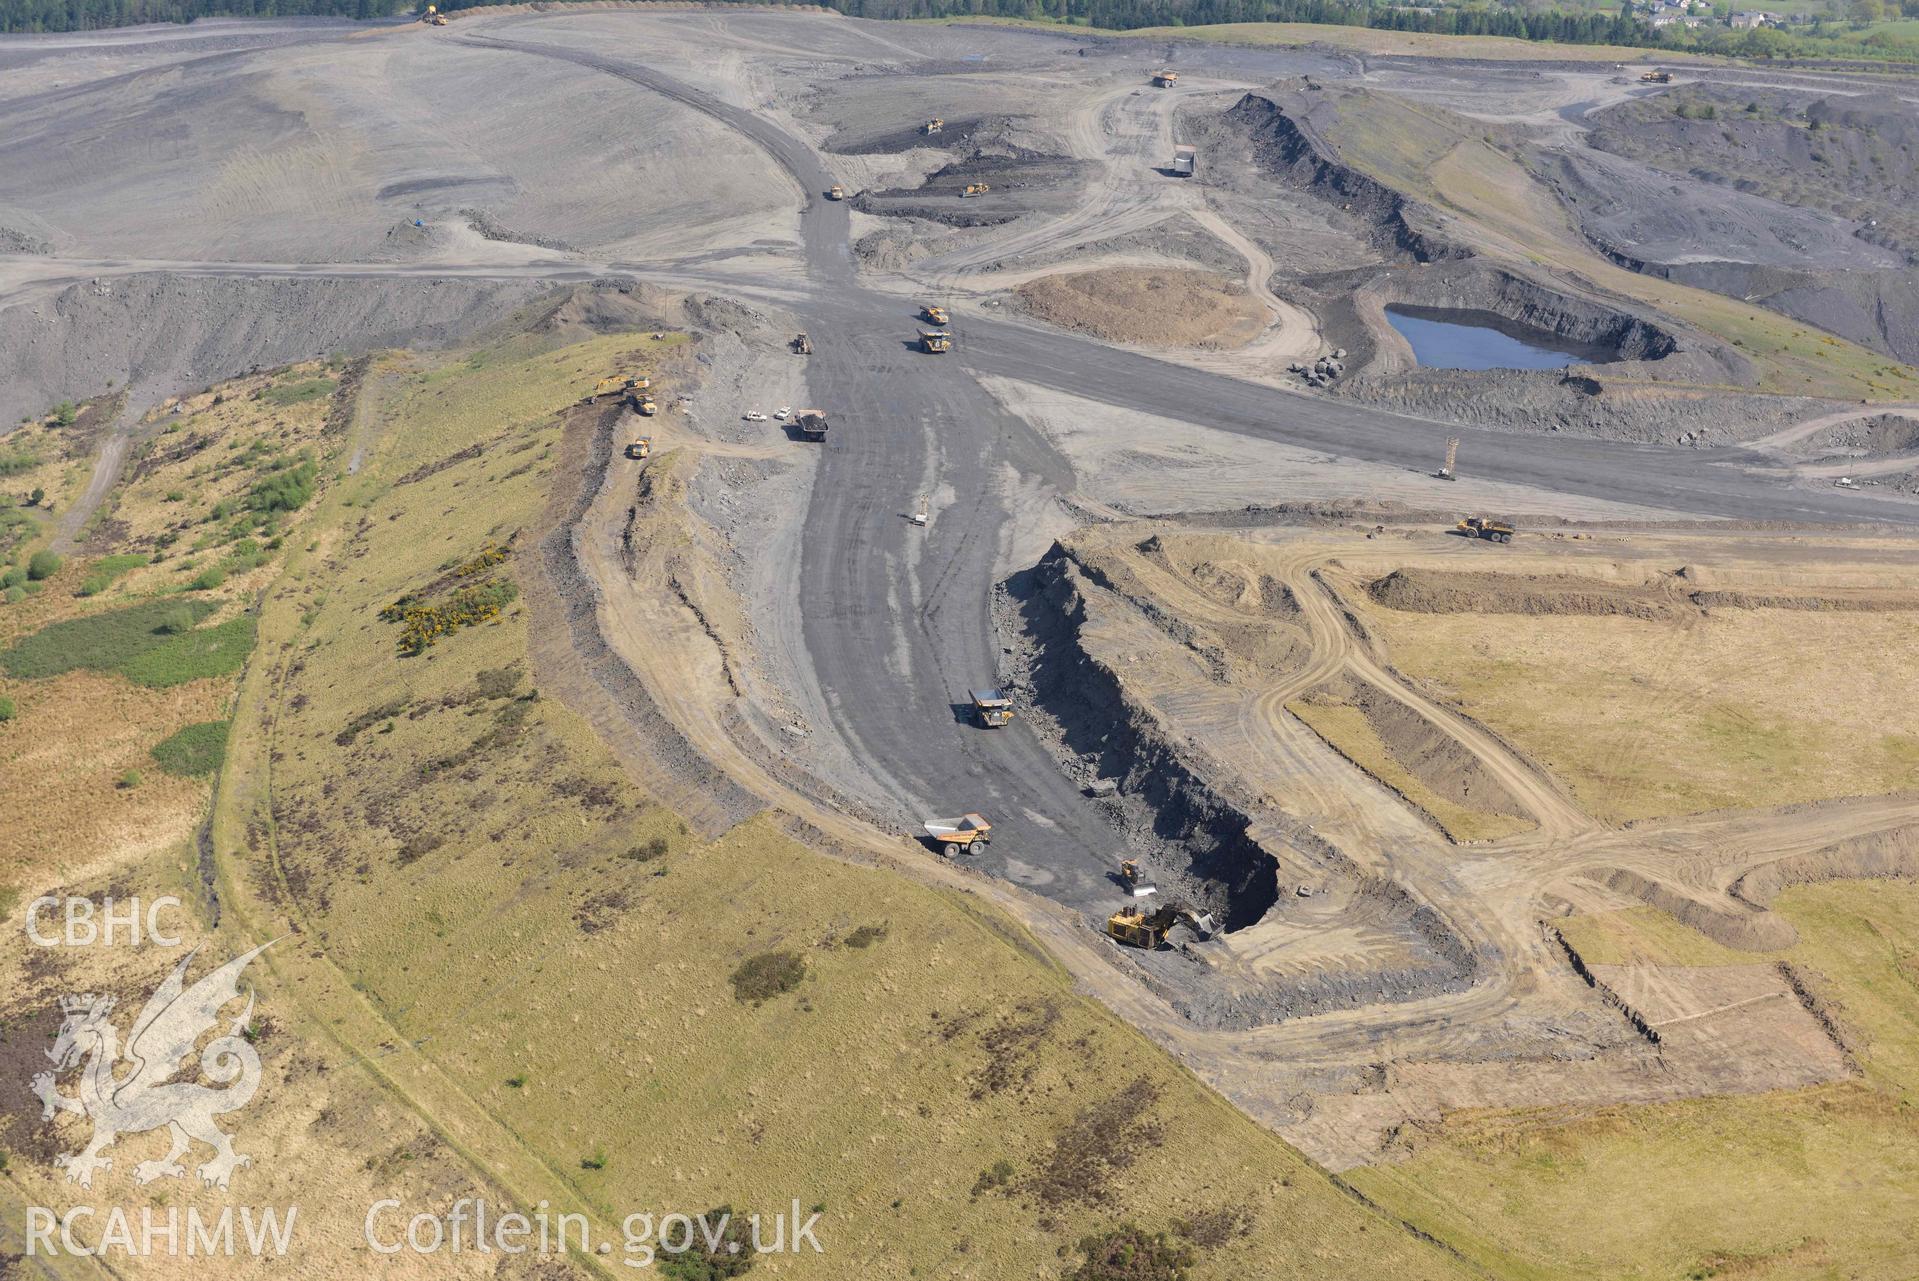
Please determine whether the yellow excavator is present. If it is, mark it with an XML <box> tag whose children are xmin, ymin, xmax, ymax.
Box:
<box><xmin>591</xmin><ymin>372</ymin><xmax>650</xmax><ymax>401</ymax></box>
<box><xmin>422</xmin><ymin>4</ymin><xmax>447</xmax><ymax>23</ymax></box>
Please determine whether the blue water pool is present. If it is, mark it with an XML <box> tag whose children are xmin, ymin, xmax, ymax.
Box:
<box><xmin>1384</xmin><ymin>305</ymin><xmax>1610</xmax><ymax>371</ymax></box>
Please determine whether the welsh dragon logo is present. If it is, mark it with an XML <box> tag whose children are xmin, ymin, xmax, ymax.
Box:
<box><xmin>31</xmin><ymin>943</ymin><xmax>271</xmax><ymax>1190</ymax></box>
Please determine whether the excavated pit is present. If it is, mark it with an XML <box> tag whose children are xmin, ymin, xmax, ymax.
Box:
<box><xmin>1008</xmin><ymin>552</ymin><xmax>1282</xmax><ymax>933</ymax></box>
<box><xmin>996</xmin><ymin>541</ymin><xmax>1484</xmax><ymax>1030</ymax></box>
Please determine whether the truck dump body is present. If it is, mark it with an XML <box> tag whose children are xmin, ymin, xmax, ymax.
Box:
<box><xmin>1458</xmin><ymin>516</ymin><xmax>1515</xmax><ymax>543</ymax></box>
<box><xmin>970</xmin><ymin>689</ymin><xmax>1013</xmax><ymax>726</ymax></box>
<box><xmin>923</xmin><ymin>813</ymin><xmax>992</xmax><ymax>856</ymax></box>
<box><xmin>795</xmin><ymin>410</ymin><xmax>829</xmax><ymax>441</ymax></box>
<box><xmin>1172</xmin><ymin>145</ymin><xmax>1195</xmax><ymax>177</ymax></box>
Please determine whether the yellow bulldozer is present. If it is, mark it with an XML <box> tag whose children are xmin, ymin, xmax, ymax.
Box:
<box><xmin>961</xmin><ymin>183</ymin><xmax>990</xmax><ymax>198</ymax></box>
<box><xmin>919</xmin><ymin>330</ymin><xmax>952</xmax><ymax>354</ymax></box>
<box><xmin>1105</xmin><ymin>900</ymin><xmax>1217</xmax><ymax>949</ymax></box>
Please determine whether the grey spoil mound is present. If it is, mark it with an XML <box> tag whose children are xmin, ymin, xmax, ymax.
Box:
<box><xmin>1586</xmin><ymin>86</ymin><xmax>1919</xmax><ymax>256</ymax></box>
<box><xmin>0</xmin><ymin>273</ymin><xmax>545</xmax><ymax>426</ymax></box>
<box><xmin>1793</xmin><ymin>412</ymin><xmax>1919</xmax><ymax>459</ymax></box>
<box><xmin>1540</xmin><ymin>147</ymin><xmax>1901</xmax><ymax>274</ymax></box>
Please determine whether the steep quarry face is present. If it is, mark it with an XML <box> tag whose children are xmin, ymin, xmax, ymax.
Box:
<box><xmin>1016</xmin><ymin>540</ymin><xmax>1288</xmax><ymax>936</ymax></box>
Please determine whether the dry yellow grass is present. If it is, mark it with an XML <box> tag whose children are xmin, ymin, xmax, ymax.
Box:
<box><xmin>1359</xmin><ymin>598</ymin><xmax>1919</xmax><ymax>823</ymax></box>
<box><xmin>1016</xmin><ymin>267</ymin><xmax>1268</xmax><ymax>349</ymax></box>
<box><xmin>0</xmin><ymin>367</ymin><xmax>531</xmax><ymax>1281</ymax></box>
<box><xmin>0</xmin><ymin>370</ymin><xmax>343</xmax><ymax>905</ymax></box>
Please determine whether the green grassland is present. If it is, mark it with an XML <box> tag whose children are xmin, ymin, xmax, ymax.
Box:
<box><xmin>204</xmin><ymin>323</ymin><xmax>1472</xmax><ymax>1278</ymax></box>
<box><xmin>150</xmin><ymin>719</ymin><xmax>230</xmax><ymax>776</ymax></box>
<box><xmin>1350</xmin><ymin>879</ymin><xmax>1919</xmax><ymax>1279</ymax></box>
<box><xmin>0</xmin><ymin>598</ymin><xmax>218</xmax><ymax>679</ymax></box>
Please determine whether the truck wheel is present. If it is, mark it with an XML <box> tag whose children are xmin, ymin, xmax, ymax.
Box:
<box><xmin>943</xmin><ymin>842</ymin><xmax>961</xmax><ymax>858</ymax></box>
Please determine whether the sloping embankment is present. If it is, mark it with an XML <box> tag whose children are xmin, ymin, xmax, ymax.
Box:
<box><xmin>1221</xmin><ymin>92</ymin><xmax>1462</xmax><ymax>264</ymax></box>
<box><xmin>1734</xmin><ymin>823</ymin><xmax>1919</xmax><ymax>909</ymax></box>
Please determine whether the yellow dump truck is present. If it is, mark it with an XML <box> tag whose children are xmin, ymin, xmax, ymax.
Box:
<box><xmin>924</xmin><ymin>813</ymin><xmax>992</xmax><ymax>857</ymax></box>
<box><xmin>1640</xmin><ymin>69</ymin><xmax>1672</xmax><ymax>83</ymax></box>
<box><xmin>1153</xmin><ymin>69</ymin><xmax>1178</xmax><ymax>87</ymax></box>
<box><xmin>636</xmin><ymin>395</ymin><xmax>658</xmax><ymax>417</ymax></box>
<box><xmin>1457</xmin><ymin>515</ymin><xmax>1515</xmax><ymax>544</ymax></box>
<box><xmin>923</xmin><ymin>118</ymin><xmax>944</xmax><ymax>134</ymax></box>
<box><xmin>625</xmin><ymin>438</ymin><xmax>651</xmax><ymax>460</ymax></box>
<box><xmin>919</xmin><ymin>330</ymin><xmax>952</xmax><ymax>354</ymax></box>
<box><xmin>795</xmin><ymin>409</ymin><xmax>829</xmax><ymax>441</ymax></box>
<box><xmin>970</xmin><ymin>688</ymin><xmax>1012</xmax><ymax>727</ymax></box>
<box><xmin>924</xmin><ymin>304</ymin><xmax>949</xmax><ymax>326</ymax></box>
<box><xmin>827</xmin><ymin>184</ymin><xmax>846</xmax><ymax>200</ymax></box>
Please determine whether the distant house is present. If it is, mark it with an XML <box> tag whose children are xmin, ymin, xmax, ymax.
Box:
<box><xmin>1729</xmin><ymin>9</ymin><xmax>1779</xmax><ymax>26</ymax></box>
